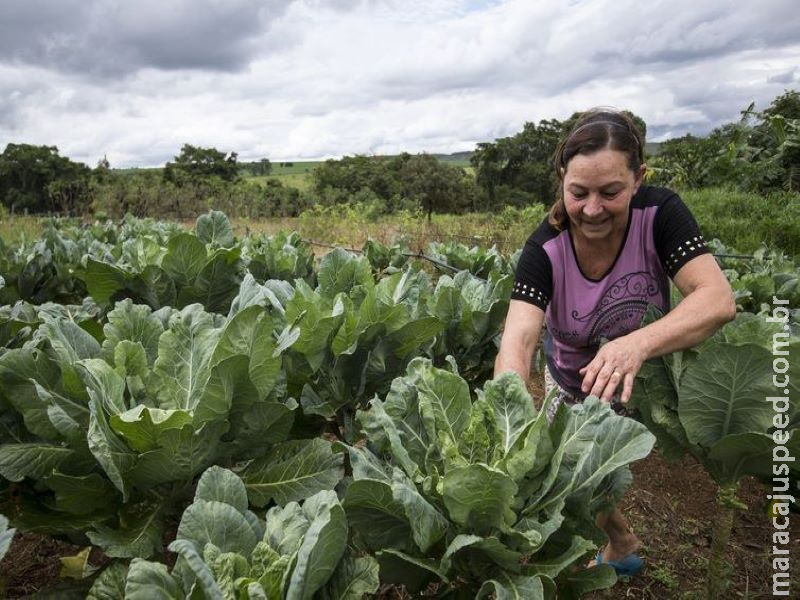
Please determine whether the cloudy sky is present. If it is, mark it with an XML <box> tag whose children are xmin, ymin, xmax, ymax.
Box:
<box><xmin>1</xmin><ymin>0</ymin><xmax>799</xmax><ymax>167</ymax></box>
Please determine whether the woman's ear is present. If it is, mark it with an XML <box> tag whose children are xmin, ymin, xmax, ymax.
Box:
<box><xmin>633</xmin><ymin>163</ymin><xmax>646</xmax><ymax>190</ymax></box>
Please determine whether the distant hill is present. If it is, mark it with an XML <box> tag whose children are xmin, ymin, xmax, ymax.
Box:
<box><xmin>118</xmin><ymin>144</ymin><xmax>657</xmax><ymax>176</ymax></box>
<box><xmin>432</xmin><ymin>151</ymin><xmax>473</xmax><ymax>166</ymax></box>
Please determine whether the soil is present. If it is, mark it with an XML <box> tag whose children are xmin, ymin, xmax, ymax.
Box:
<box><xmin>2</xmin><ymin>371</ymin><xmax>799</xmax><ymax>598</ymax></box>
<box><xmin>583</xmin><ymin>451</ymin><xmax>800</xmax><ymax>599</ymax></box>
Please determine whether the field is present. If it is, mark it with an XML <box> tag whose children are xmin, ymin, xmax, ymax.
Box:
<box><xmin>0</xmin><ymin>207</ymin><xmax>798</xmax><ymax>598</ymax></box>
<box><xmin>241</xmin><ymin>161</ymin><xmax>322</xmax><ymax>192</ymax></box>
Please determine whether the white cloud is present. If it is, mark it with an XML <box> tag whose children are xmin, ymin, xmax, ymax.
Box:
<box><xmin>0</xmin><ymin>0</ymin><xmax>798</xmax><ymax>166</ymax></box>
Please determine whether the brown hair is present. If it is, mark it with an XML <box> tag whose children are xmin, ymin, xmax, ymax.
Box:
<box><xmin>548</xmin><ymin>108</ymin><xmax>645</xmax><ymax>230</ymax></box>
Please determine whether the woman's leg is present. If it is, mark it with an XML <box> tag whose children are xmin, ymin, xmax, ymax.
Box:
<box><xmin>592</xmin><ymin>508</ymin><xmax>642</xmax><ymax>562</ymax></box>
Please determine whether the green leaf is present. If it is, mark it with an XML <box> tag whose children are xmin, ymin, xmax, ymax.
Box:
<box><xmin>0</xmin><ymin>515</ymin><xmax>16</xmax><ymax>561</ymax></box>
<box><xmin>555</xmin><ymin>564</ymin><xmax>617</xmax><ymax>598</ymax></box>
<box><xmin>110</xmin><ymin>405</ymin><xmax>193</xmax><ymax>453</ymax></box>
<box><xmin>130</xmin><ymin>421</ymin><xmax>227</xmax><ymax>489</ymax></box>
<box><xmin>344</xmin><ymin>475</ymin><xmax>447</xmax><ymax>554</ymax></box>
<box><xmin>6</xmin><ymin>495</ymin><xmax>108</xmax><ymax>536</ymax></box>
<box><xmin>284</xmin><ymin>285</ymin><xmax>345</xmax><ymax>371</ymax></box>
<box><xmin>125</xmin><ymin>558</ymin><xmax>182</xmax><ymax>600</ymax></box>
<box><xmin>285</xmin><ymin>491</ymin><xmax>348</xmax><ymax>600</ymax></box>
<box><xmin>242</xmin><ymin>438</ymin><xmax>344</xmax><ymax>507</ymax></box>
<box><xmin>88</xmin><ymin>500</ymin><xmax>166</xmax><ymax>559</ymax></box>
<box><xmin>375</xmin><ymin>549</ymin><xmax>446</xmax><ymax>592</ymax></box>
<box><xmin>319</xmin><ymin>551</ymin><xmax>380</xmax><ymax>600</ymax></box>
<box><xmin>476</xmin><ymin>573</ymin><xmax>545</xmax><ymax>600</ymax></box>
<box><xmin>86</xmin><ymin>562</ymin><xmax>129</xmax><ymax>600</ymax></box>
<box><xmin>212</xmin><ymin>305</ymin><xmax>281</xmax><ymax>400</ymax></box>
<box><xmin>179</xmin><ymin>248</ymin><xmax>243</xmax><ymax>313</ymax></box>
<box><xmin>387</xmin><ymin>316</ymin><xmax>444</xmax><ymax>358</ymax></box>
<box><xmin>343</xmin><ymin>479</ymin><xmax>415</xmax><ymax>553</ymax></box>
<box><xmin>87</xmin><ymin>398</ymin><xmax>135</xmax><ymax>501</ymax></box>
<box><xmin>161</xmin><ymin>233</ymin><xmax>207</xmax><ymax>287</ymax></box>
<box><xmin>565</xmin><ymin>399</ymin><xmax>656</xmax><ymax>505</ymax></box>
<box><xmin>77</xmin><ymin>359</ymin><xmax>127</xmax><ymax>416</ymax></box>
<box><xmin>706</xmin><ymin>431</ymin><xmax>777</xmax><ymax>483</ymax></box>
<box><xmin>227</xmin><ymin>400</ymin><xmax>297</xmax><ymax>458</ymax></box>
<box><xmin>356</xmin><ymin>397</ymin><xmax>422</xmax><ymax>480</ymax></box>
<box><xmin>522</xmin><ymin>535</ymin><xmax>595</xmax><ymax>578</ymax></box>
<box><xmin>411</xmin><ymin>357</ymin><xmax>471</xmax><ymax>445</ymax></box>
<box><xmin>196</xmin><ymin>210</ymin><xmax>235</xmax><ymax>248</ymax></box>
<box><xmin>0</xmin><ymin>443</ymin><xmax>76</xmax><ymax>481</ymax></box>
<box><xmin>101</xmin><ymin>299</ymin><xmax>164</xmax><ymax>365</ymax></box>
<box><xmin>168</xmin><ymin>539</ymin><xmax>224</xmax><ymax>599</ymax></box>
<box><xmin>150</xmin><ymin>314</ymin><xmax>237</xmax><ymax>426</ymax></box>
<box><xmin>481</xmin><ymin>372</ymin><xmax>536</xmax><ymax>456</ymax></box>
<box><xmin>0</xmin><ymin>348</ymin><xmax>62</xmax><ymax>439</ymax></box>
<box><xmin>151</xmin><ymin>304</ymin><xmax>222</xmax><ymax>414</ymax></box>
<box><xmin>629</xmin><ymin>354</ymin><xmax>688</xmax><ymax>459</ymax></box>
<box><xmin>250</xmin><ymin>542</ymin><xmax>289</xmax><ymax>595</ymax></box>
<box><xmin>194</xmin><ymin>465</ymin><xmax>250</xmax><ymax>514</ymax></box>
<box><xmin>680</xmin><ymin>343</ymin><xmax>775</xmax><ymax>447</ymax></box>
<box><xmin>113</xmin><ymin>340</ymin><xmax>149</xmax><ymax>381</ymax></box>
<box><xmin>84</xmin><ymin>259</ymin><xmax>127</xmax><ymax>305</ymax></box>
<box><xmin>176</xmin><ymin>499</ymin><xmax>258</xmax><ymax>557</ymax></box>
<box><xmin>442</xmin><ymin>464</ymin><xmax>517</xmax><ymax>533</ymax></box>
<box><xmin>211</xmin><ymin>551</ymin><xmax>250</xmax><ymax>599</ymax></box>
<box><xmin>129</xmin><ymin>265</ymin><xmax>176</xmax><ymax>309</ymax></box>
<box><xmin>43</xmin><ymin>318</ymin><xmax>101</xmax><ymax>363</ymax></box>
<box><xmin>440</xmin><ymin>534</ymin><xmax>522</xmax><ymax>575</ymax></box>
<box><xmin>317</xmin><ymin>249</ymin><xmax>373</xmax><ymax>297</ymax></box>
<box><xmin>43</xmin><ymin>472</ymin><xmax>118</xmax><ymax>515</ymax></box>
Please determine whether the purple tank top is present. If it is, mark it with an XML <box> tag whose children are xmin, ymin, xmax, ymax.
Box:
<box><xmin>542</xmin><ymin>206</ymin><xmax>669</xmax><ymax>395</ymax></box>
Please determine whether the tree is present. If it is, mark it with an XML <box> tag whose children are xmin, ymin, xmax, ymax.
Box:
<box><xmin>93</xmin><ymin>155</ymin><xmax>113</xmax><ymax>185</ymax></box>
<box><xmin>163</xmin><ymin>144</ymin><xmax>239</xmax><ymax>186</ymax></box>
<box><xmin>399</xmin><ymin>154</ymin><xmax>476</xmax><ymax>221</ymax></box>
<box><xmin>471</xmin><ymin>118</ymin><xmax>564</xmax><ymax>209</ymax></box>
<box><xmin>256</xmin><ymin>158</ymin><xmax>272</xmax><ymax>176</ymax></box>
<box><xmin>0</xmin><ymin>143</ymin><xmax>91</xmax><ymax>214</ymax></box>
<box><xmin>472</xmin><ymin>110</ymin><xmax>649</xmax><ymax>210</ymax></box>
<box><xmin>762</xmin><ymin>89</ymin><xmax>800</xmax><ymax>121</ymax></box>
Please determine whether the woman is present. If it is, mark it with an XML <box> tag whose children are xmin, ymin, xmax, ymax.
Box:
<box><xmin>494</xmin><ymin>108</ymin><xmax>735</xmax><ymax>576</ymax></box>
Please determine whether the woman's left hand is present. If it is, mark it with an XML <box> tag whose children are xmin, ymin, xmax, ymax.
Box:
<box><xmin>578</xmin><ymin>334</ymin><xmax>649</xmax><ymax>405</ymax></box>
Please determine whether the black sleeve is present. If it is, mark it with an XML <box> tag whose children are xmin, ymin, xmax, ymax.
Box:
<box><xmin>511</xmin><ymin>236</ymin><xmax>553</xmax><ymax>311</ymax></box>
<box><xmin>653</xmin><ymin>193</ymin><xmax>711</xmax><ymax>278</ymax></box>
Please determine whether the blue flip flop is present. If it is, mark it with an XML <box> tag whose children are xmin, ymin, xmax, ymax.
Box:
<box><xmin>595</xmin><ymin>550</ymin><xmax>645</xmax><ymax>577</ymax></box>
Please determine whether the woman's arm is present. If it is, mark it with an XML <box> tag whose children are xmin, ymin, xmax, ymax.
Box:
<box><xmin>580</xmin><ymin>253</ymin><xmax>736</xmax><ymax>402</ymax></box>
<box><xmin>494</xmin><ymin>300</ymin><xmax>546</xmax><ymax>385</ymax></box>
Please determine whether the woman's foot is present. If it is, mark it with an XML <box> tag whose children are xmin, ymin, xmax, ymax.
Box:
<box><xmin>592</xmin><ymin>548</ymin><xmax>645</xmax><ymax>577</ymax></box>
<box><xmin>586</xmin><ymin>532</ymin><xmax>642</xmax><ymax>567</ymax></box>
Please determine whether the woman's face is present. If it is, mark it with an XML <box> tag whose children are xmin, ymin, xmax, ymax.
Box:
<box><xmin>562</xmin><ymin>148</ymin><xmax>644</xmax><ymax>242</ymax></box>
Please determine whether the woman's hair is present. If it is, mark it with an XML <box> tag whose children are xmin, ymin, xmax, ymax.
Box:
<box><xmin>548</xmin><ymin>108</ymin><xmax>645</xmax><ymax>230</ymax></box>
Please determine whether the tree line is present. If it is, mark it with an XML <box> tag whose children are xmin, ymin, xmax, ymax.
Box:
<box><xmin>1</xmin><ymin>90</ymin><xmax>797</xmax><ymax>219</ymax></box>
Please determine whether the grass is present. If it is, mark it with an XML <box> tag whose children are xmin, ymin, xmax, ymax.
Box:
<box><xmin>244</xmin><ymin>172</ymin><xmax>314</xmax><ymax>192</ymax></box>
<box><xmin>0</xmin><ymin>214</ymin><xmax>43</xmax><ymax>244</ymax></box>
<box><xmin>267</xmin><ymin>161</ymin><xmax>323</xmax><ymax>175</ymax></box>
<box><xmin>682</xmin><ymin>187</ymin><xmax>800</xmax><ymax>258</ymax></box>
